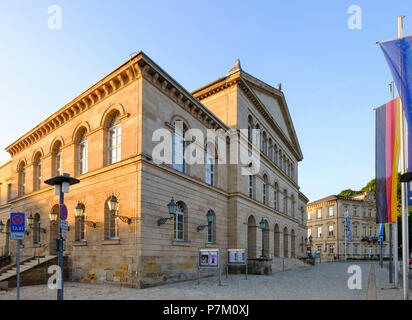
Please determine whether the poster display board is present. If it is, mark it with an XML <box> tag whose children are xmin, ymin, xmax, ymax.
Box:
<box><xmin>226</xmin><ymin>249</ymin><xmax>248</xmax><ymax>280</ymax></box>
<box><xmin>198</xmin><ymin>248</ymin><xmax>221</xmax><ymax>285</ymax></box>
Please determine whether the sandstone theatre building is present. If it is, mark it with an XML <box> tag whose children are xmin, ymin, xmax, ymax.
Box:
<box><xmin>0</xmin><ymin>52</ymin><xmax>308</xmax><ymax>287</ymax></box>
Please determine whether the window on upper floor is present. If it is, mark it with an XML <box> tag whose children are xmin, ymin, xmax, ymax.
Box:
<box><xmin>52</xmin><ymin>141</ymin><xmax>63</xmax><ymax>176</ymax></box>
<box><xmin>33</xmin><ymin>153</ymin><xmax>42</xmax><ymax>192</ymax></box>
<box><xmin>274</xmin><ymin>145</ymin><xmax>278</xmax><ymax>166</ymax></box>
<box><xmin>172</xmin><ymin>120</ymin><xmax>187</xmax><ymax>173</ymax></box>
<box><xmin>328</xmin><ymin>207</ymin><xmax>333</xmax><ymax>217</ymax></box>
<box><xmin>18</xmin><ymin>161</ymin><xmax>26</xmax><ymax>197</ymax></box>
<box><xmin>107</xmin><ymin>113</ymin><xmax>121</xmax><ymax>165</ymax></box>
<box><xmin>328</xmin><ymin>225</ymin><xmax>334</xmax><ymax>237</ymax></box>
<box><xmin>205</xmin><ymin>143</ymin><xmax>215</xmax><ymax>186</ymax></box>
<box><xmin>316</xmin><ymin>209</ymin><xmax>321</xmax><ymax>219</ymax></box>
<box><xmin>261</xmin><ymin>132</ymin><xmax>267</xmax><ymax>154</ymax></box>
<box><xmin>248</xmin><ymin>175</ymin><xmax>254</xmax><ymax>198</ymax></box>
<box><xmin>262</xmin><ymin>175</ymin><xmax>268</xmax><ymax>205</ymax></box>
<box><xmin>274</xmin><ymin>183</ymin><xmax>279</xmax><ymax>211</ymax></box>
<box><xmin>247</xmin><ymin>116</ymin><xmax>253</xmax><ymax>142</ymax></box>
<box><xmin>308</xmin><ymin>228</ymin><xmax>311</xmax><ymax>238</ymax></box>
<box><xmin>78</xmin><ymin>129</ymin><xmax>88</xmax><ymax>175</ymax></box>
<box><xmin>317</xmin><ymin>226</ymin><xmax>322</xmax><ymax>238</ymax></box>
<box><xmin>283</xmin><ymin>191</ymin><xmax>288</xmax><ymax>215</ymax></box>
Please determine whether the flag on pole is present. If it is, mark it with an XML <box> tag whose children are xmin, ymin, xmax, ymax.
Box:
<box><xmin>346</xmin><ymin>215</ymin><xmax>352</xmax><ymax>242</ymax></box>
<box><xmin>378</xmin><ymin>223</ymin><xmax>385</xmax><ymax>241</ymax></box>
<box><xmin>379</xmin><ymin>36</ymin><xmax>412</xmax><ymax>166</ymax></box>
<box><xmin>375</xmin><ymin>98</ymin><xmax>401</xmax><ymax>223</ymax></box>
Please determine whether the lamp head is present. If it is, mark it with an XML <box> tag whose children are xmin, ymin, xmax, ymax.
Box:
<box><xmin>167</xmin><ymin>197</ymin><xmax>177</xmax><ymax>215</ymax></box>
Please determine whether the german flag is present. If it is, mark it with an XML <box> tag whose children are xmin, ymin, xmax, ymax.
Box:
<box><xmin>375</xmin><ymin>97</ymin><xmax>401</xmax><ymax>223</ymax></box>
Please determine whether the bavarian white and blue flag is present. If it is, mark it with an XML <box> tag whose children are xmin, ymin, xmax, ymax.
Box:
<box><xmin>378</xmin><ymin>223</ymin><xmax>385</xmax><ymax>242</ymax></box>
<box><xmin>346</xmin><ymin>215</ymin><xmax>352</xmax><ymax>242</ymax></box>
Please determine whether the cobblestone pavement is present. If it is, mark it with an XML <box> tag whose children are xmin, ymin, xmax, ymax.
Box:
<box><xmin>0</xmin><ymin>261</ymin><xmax>408</xmax><ymax>300</ymax></box>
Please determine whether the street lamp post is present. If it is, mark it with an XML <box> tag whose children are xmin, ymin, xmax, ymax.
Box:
<box><xmin>44</xmin><ymin>173</ymin><xmax>80</xmax><ymax>301</ymax></box>
<box><xmin>309</xmin><ymin>235</ymin><xmax>313</xmax><ymax>256</ymax></box>
<box><xmin>259</xmin><ymin>218</ymin><xmax>267</xmax><ymax>258</ymax></box>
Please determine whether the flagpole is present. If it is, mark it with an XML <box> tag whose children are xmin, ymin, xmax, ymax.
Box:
<box><xmin>398</xmin><ymin>15</ymin><xmax>409</xmax><ymax>300</ymax></box>
<box><xmin>392</xmin><ymin>81</ymin><xmax>399</xmax><ymax>289</ymax></box>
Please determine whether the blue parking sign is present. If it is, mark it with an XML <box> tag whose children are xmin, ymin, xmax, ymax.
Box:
<box><xmin>10</xmin><ymin>212</ymin><xmax>25</xmax><ymax>240</ymax></box>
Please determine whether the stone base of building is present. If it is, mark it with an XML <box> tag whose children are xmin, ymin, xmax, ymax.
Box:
<box><xmin>247</xmin><ymin>258</ymin><xmax>272</xmax><ymax>275</ymax></box>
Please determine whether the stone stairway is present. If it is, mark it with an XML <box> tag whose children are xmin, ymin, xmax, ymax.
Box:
<box><xmin>0</xmin><ymin>255</ymin><xmax>57</xmax><ymax>282</ymax></box>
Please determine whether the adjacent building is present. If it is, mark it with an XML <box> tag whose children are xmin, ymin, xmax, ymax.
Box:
<box><xmin>0</xmin><ymin>52</ymin><xmax>308</xmax><ymax>287</ymax></box>
<box><xmin>306</xmin><ymin>191</ymin><xmax>388</xmax><ymax>260</ymax></box>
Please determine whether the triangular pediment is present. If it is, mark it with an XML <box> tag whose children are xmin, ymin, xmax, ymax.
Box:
<box><xmin>239</xmin><ymin>73</ymin><xmax>303</xmax><ymax>160</ymax></box>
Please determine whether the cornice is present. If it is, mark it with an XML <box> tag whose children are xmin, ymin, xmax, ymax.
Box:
<box><xmin>5</xmin><ymin>53</ymin><xmax>142</xmax><ymax>158</ymax></box>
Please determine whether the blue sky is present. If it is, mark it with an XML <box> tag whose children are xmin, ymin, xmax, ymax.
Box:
<box><xmin>0</xmin><ymin>0</ymin><xmax>410</xmax><ymax>201</ymax></box>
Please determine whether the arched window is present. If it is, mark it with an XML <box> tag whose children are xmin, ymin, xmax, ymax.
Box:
<box><xmin>33</xmin><ymin>213</ymin><xmax>40</xmax><ymax>244</ymax></box>
<box><xmin>291</xmin><ymin>195</ymin><xmax>295</xmax><ymax>218</ymax></box>
<box><xmin>18</xmin><ymin>161</ymin><xmax>25</xmax><ymax>196</ymax></box>
<box><xmin>247</xmin><ymin>116</ymin><xmax>253</xmax><ymax>142</ymax></box>
<box><xmin>174</xmin><ymin>202</ymin><xmax>186</xmax><ymax>241</ymax></box>
<box><xmin>172</xmin><ymin>120</ymin><xmax>187</xmax><ymax>173</ymax></box>
<box><xmin>205</xmin><ymin>143</ymin><xmax>215</xmax><ymax>186</ymax></box>
<box><xmin>255</xmin><ymin>124</ymin><xmax>260</xmax><ymax>148</ymax></box>
<box><xmin>247</xmin><ymin>215</ymin><xmax>257</xmax><ymax>258</ymax></box>
<box><xmin>262</xmin><ymin>175</ymin><xmax>268</xmax><ymax>205</ymax></box>
<box><xmin>291</xmin><ymin>229</ymin><xmax>296</xmax><ymax>257</ymax></box>
<box><xmin>248</xmin><ymin>175</ymin><xmax>254</xmax><ymax>198</ymax></box>
<box><xmin>206</xmin><ymin>210</ymin><xmax>215</xmax><ymax>244</ymax></box>
<box><xmin>274</xmin><ymin>183</ymin><xmax>279</xmax><ymax>211</ymax></box>
<box><xmin>261</xmin><ymin>132</ymin><xmax>267</xmax><ymax>154</ymax></box>
<box><xmin>283</xmin><ymin>227</ymin><xmax>289</xmax><ymax>257</ymax></box>
<box><xmin>107</xmin><ymin>113</ymin><xmax>121</xmax><ymax>165</ymax></box>
<box><xmin>268</xmin><ymin>139</ymin><xmax>273</xmax><ymax>160</ymax></box>
<box><xmin>262</xmin><ymin>219</ymin><xmax>270</xmax><ymax>257</ymax></box>
<box><xmin>52</xmin><ymin>142</ymin><xmax>62</xmax><ymax>176</ymax></box>
<box><xmin>75</xmin><ymin>203</ymin><xmax>86</xmax><ymax>241</ymax></box>
<box><xmin>274</xmin><ymin>224</ymin><xmax>280</xmax><ymax>257</ymax></box>
<box><xmin>78</xmin><ymin>129</ymin><xmax>88</xmax><ymax>175</ymax></box>
<box><xmin>105</xmin><ymin>196</ymin><xmax>118</xmax><ymax>239</ymax></box>
<box><xmin>33</xmin><ymin>153</ymin><xmax>42</xmax><ymax>191</ymax></box>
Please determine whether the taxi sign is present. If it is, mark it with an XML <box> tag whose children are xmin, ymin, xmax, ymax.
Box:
<box><xmin>10</xmin><ymin>212</ymin><xmax>25</xmax><ymax>240</ymax></box>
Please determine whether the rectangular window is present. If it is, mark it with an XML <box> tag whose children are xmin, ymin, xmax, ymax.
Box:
<box><xmin>206</xmin><ymin>220</ymin><xmax>213</xmax><ymax>243</ymax></box>
<box><xmin>7</xmin><ymin>184</ymin><xmax>11</xmax><ymax>201</ymax></box>
<box><xmin>174</xmin><ymin>208</ymin><xmax>184</xmax><ymax>241</ymax></box>
<box><xmin>328</xmin><ymin>207</ymin><xmax>333</xmax><ymax>217</ymax></box>
<box><xmin>307</xmin><ymin>212</ymin><xmax>311</xmax><ymax>220</ymax></box>
<box><xmin>317</xmin><ymin>209</ymin><xmax>321</xmax><ymax>219</ymax></box>
<box><xmin>308</xmin><ymin>229</ymin><xmax>311</xmax><ymax>238</ymax></box>
<box><xmin>248</xmin><ymin>176</ymin><xmax>253</xmax><ymax>198</ymax></box>
<box><xmin>317</xmin><ymin>227</ymin><xmax>322</xmax><ymax>238</ymax></box>
<box><xmin>328</xmin><ymin>225</ymin><xmax>334</xmax><ymax>236</ymax></box>
<box><xmin>329</xmin><ymin>245</ymin><xmax>335</xmax><ymax>254</ymax></box>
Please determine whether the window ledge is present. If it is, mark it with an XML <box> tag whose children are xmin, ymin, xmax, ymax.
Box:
<box><xmin>102</xmin><ymin>239</ymin><xmax>120</xmax><ymax>245</ymax></box>
<box><xmin>171</xmin><ymin>240</ymin><xmax>191</xmax><ymax>247</ymax></box>
<box><xmin>33</xmin><ymin>243</ymin><xmax>42</xmax><ymax>248</ymax></box>
<box><xmin>73</xmin><ymin>240</ymin><xmax>87</xmax><ymax>246</ymax></box>
<box><xmin>204</xmin><ymin>242</ymin><xmax>216</xmax><ymax>247</ymax></box>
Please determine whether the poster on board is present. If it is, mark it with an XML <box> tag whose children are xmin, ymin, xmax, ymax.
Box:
<box><xmin>199</xmin><ymin>249</ymin><xmax>220</xmax><ymax>267</ymax></box>
<box><xmin>228</xmin><ymin>249</ymin><xmax>246</xmax><ymax>264</ymax></box>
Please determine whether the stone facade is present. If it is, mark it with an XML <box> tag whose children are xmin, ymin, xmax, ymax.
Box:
<box><xmin>306</xmin><ymin>191</ymin><xmax>389</xmax><ymax>260</ymax></box>
<box><xmin>0</xmin><ymin>52</ymin><xmax>308</xmax><ymax>288</ymax></box>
